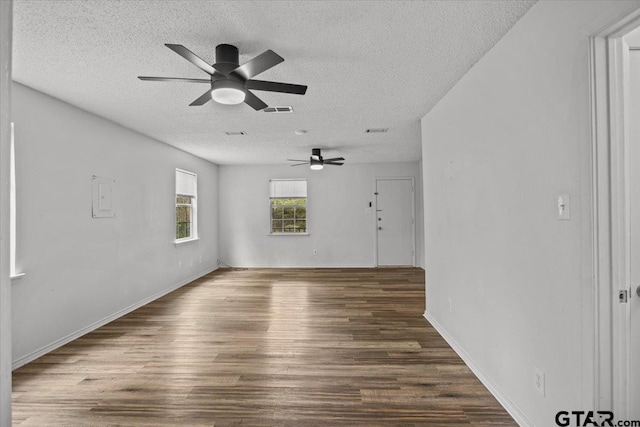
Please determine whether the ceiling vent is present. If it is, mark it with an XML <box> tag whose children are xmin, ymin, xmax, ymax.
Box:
<box><xmin>225</xmin><ymin>131</ymin><xmax>247</xmax><ymax>136</ymax></box>
<box><xmin>264</xmin><ymin>106</ymin><xmax>294</xmax><ymax>113</ymax></box>
<box><xmin>365</xmin><ymin>128</ymin><xmax>389</xmax><ymax>133</ymax></box>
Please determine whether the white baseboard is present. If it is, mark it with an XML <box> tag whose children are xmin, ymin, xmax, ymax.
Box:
<box><xmin>12</xmin><ymin>267</ymin><xmax>218</xmax><ymax>370</ymax></box>
<box><xmin>423</xmin><ymin>311</ymin><xmax>533</xmax><ymax>427</ymax></box>
<box><xmin>220</xmin><ymin>264</ymin><xmax>383</xmax><ymax>269</ymax></box>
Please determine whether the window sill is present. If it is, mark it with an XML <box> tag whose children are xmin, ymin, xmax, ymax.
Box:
<box><xmin>268</xmin><ymin>233</ymin><xmax>310</xmax><ymax>236</ymax></box>
<box><xmin>175</xmin><ymin>237</ymin><xmax>200</xmax><ymax>246</ymax></box>
<box><xmin>11</xmin><ymin>272</ymin><xmax>26</xmax><ymax>281</ymax></box>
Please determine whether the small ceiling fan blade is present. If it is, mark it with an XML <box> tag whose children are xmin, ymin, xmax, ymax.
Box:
<box><xmin>289</xmin><ymin>162</ymin><xmax>310</xmax><ymax>167</ymax></box>
<box><xmin>246</xmin><ymin>80</ymin><xmax>307</xmax><ymax>95</ymax></box>
<box><xmin>165</xmin><ymin>44</ymin><xmax>215</xmax><ymax>75</ymax></box>
<box><xmin>189</xmin><ymin>89</ymin><xmax>212</xmax><ymax>106</ymax></box>
<box><xmin>323</xmin><ymin>157</ymin><xmax>345</xmax><ymax>162</ymax></box>
<box><xmin>324</xmin><ymin>162</ymin><xmax>344</xmax><ymax>166</ymax></box>
<box><xmin>231</xmin><ymin>50</ymin><xmax>284</xmax><ymax>80</ymax></box>
<box><xmin>244</xmin><ymin>90</ymin><xmax>268</xmax><ymax>111</ymax></box>
<box><xmin>138</xmin><ymin>76</ymin><xmax>211</xmax><ymax>83</ymax></box>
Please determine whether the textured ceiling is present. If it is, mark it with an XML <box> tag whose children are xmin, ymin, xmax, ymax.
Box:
<box><xmin>12</xmin><ymin>0</ymin><xmax>535</xmax><ymax>165</ymax></box>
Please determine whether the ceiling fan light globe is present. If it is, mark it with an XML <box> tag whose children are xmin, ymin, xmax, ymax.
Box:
<box><xmin>211</xmin><ymin>79</ymin><xmax>246</xmax><ymax>105</ymax></box>
<box><xmin>211</xmin><ymin>87</ymin><xmax>245</xmax><ymax>105</ymax></box>
<box><xmin>310</xmin><ymin>157</ymin><xmax>324</xmax><ymax>170</ymax></box>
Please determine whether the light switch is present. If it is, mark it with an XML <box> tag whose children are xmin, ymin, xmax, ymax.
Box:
<box><xmin>98</xmin><ymin>183</ymin><xmax>112</xmax><ymax>211</ymax></box>
<box><xmin>558</xmin><ymin>194</ymin><xmax>571</xmax><ymax>220</ymax></box>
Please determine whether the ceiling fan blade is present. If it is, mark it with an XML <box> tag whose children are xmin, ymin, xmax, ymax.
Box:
<box><xmin>244</xmin><ymin>90</ymin><xmax>268</xmax><ymax>111</ymax></box>
<box><xmin>324</xmin><ymin>162</ymin><xmax>344</xmax><ymax>166</ymax></box>
<box><xmin>165</xmin><ymin>44</ymin><xmax>215</xmax><ymax>75</ymax></box>
<box><xmin>231</xmin><ymin>50</ymin><xmax>284</xmax><ymax>80</ymax></box>
<box><xmin>189</xmin><ymin>89</ymin><xmax>212</xmax><ymax>106</ymax></box>
<box><xmin>246</xmin><ymin>80</ymin><xmax>307</xmax><ymax>95</ymax></box>
<box><xmin>138</xmin><ymin>76</ymin><xmax>211</xmax><ymax>83</ymax></box>
<box><xmin>289</xmin><ymin>162</ymin><xmax>309</xmax><ymax>167</ymax></box>
<box><xmin>323</xmin><ymin>157</ymin><xmax>345</xmax><ymax>162</ymax></box>
<box><xmin>287</xmin><ymin>159</ymin><xmax>308</xmax><ymax>162</ymax></box>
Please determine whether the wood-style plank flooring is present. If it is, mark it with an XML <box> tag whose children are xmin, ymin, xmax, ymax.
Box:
<box><xmin>12</xmin><ymin>268</ymin><xmax>516</xmax><ymax>426</ymax></box>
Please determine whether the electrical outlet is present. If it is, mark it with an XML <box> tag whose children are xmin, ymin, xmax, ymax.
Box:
<box><xmin>313</xmin><ymin>249</ymin><xmax>318</xmax><ymax>255</ymax></box>
<box><xmin>534</xmin><ymin>367</ymin><xmax>545</xmax><ymax>396</ymax></box>
<box><xmin>199</xmin><ymin>255</ymin><xmax>202</xmax><ymax>263</ymax></box>
<box><xmin>448</xmin><ymin>298</ymin><xmax>453</xmax><ymax>313</ymax></box>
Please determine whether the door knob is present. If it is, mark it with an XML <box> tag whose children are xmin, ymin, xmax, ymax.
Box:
<box><xmin>378</xmin><ymin>218</ymin><xmax>382</xmax><ymax>221</ymax></box>
<box><xmin>636</xmin><ymin>285</ymin><xmax>640</xmax><ymax>298</ymax></box>
<box><xmin>378</xmin><ymin>227</ymin><xmax>382</xmax><ymax>230</ymax></box>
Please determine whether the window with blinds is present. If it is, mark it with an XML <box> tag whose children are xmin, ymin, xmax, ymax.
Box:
<box><xmin>176</xmin><ymin>169</ymin><xmax>197</xmax><ymax>241</ymax></box>
<box><xmin>269</xmin><ymin>179</ymin><xmax>307</xmax><ymax>234</ymax></box>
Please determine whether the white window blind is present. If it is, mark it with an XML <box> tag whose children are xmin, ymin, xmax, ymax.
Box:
<box><xmin>176</xmin><ymin>169</ymin><xmax>197</xmax><ymax>196</ymax></box>
<box><xmin>269</xmin><ymin>179</ymin><xmax>307</xmax><ymax>198</ymax></box>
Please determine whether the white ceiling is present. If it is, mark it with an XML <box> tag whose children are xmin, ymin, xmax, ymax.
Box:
<box><xmin>12</xmin><ymin>0</ymin><xmax>535</xmax><ymax>165</ymax></box>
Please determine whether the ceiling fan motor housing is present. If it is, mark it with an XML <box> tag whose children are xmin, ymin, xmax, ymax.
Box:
<box><xmin>215</xmin><ymin>44</ymin><xmax>240</xmax><ymax>75</ymax></box>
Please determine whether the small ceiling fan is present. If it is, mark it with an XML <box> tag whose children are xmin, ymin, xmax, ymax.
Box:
<box><xmin>288</xmin><ymin>148</ymin><xmax>345</xmax><ymax>170</ymax></box>
<box><xmin>138</xmin><ymin>43</ymin><xmax>307</xmax><ymax>110</ymax></box>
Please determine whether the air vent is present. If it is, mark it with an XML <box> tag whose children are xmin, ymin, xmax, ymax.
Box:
<box><xmin>264</xmin><ymin>106</ymin><xmax>294</xmax><ymax>113</ymax></box>
<box><xmin>366</xmin><ymin>128</ymin><xmax>389</xmax><ymax>133</ymax></box>
<box><xmin>225</xmin><ymin>131</ymin><xmax>247</xmax><ymax>136</ymax></box>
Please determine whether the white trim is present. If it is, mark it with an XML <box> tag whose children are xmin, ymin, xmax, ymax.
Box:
<box><xmin>9</xmin><ymin>122</ymin><xmax>15</xmax><ymax>277</ymax></box>
<box><xmin>11</xmin><ymin>267</ymin><xmax>217</xmax><ymax>370</ymax></box>
<box><xmin>423</xmin><ymin>311</ymin><xmax>533</xmax><ymax>427</ymax></box>
<box><xmin>590</xmin><ymin>6</ymin><xmax>640</xmax><ymax>416</ymax></box>
<box><xmin>10</xmin><ymin>273</ymin><xmax>24</xmax><ymax>281</ymax></box>
<box><xmin>174</xmin><ymin>237</ymin><xmax>200</xmax><ymax>245</ymax></box>
<box><xmin>221</xmin><ymin>264</ymin><xmax>378</xmax><ymax>269</ymax></box>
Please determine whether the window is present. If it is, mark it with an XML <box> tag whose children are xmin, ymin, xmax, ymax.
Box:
<box><xmin>269</xmin><ymin>179</ymin><xmax>307</xmax><ymax>234</ymax></box>
<box><xmin>176</xmin><ymin>169</ymin><xmax>197</xmax><ymax>242</ymax></box>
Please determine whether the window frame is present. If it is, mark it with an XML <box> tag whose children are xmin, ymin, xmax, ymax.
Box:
<box><xmin>175</xmin><ymin>169</ymin><xmax>198</xmax><ymax>243</ymax></box>
<box><xmin>269</xmin><ymin>197</ymin><xmax>307</xmax><ymax>235</ymax></box>
<box><xmin>268</xmin><ymin>179</ymin><xmax>309</xmax><ymax>236</ymax></box>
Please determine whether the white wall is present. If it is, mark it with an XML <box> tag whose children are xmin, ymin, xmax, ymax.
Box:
<box><xmin>0</xmin><ymin>1</ymin><xmax>12</xmax><ymax>424</ymax></box>
<box><xmin>11</xmin><ymin>83</ymin><xmax>219</xmax><ymax>367</ymax></box>
<box><xmin>219</xmin><ymin>162</ymin><xmax>424</xmax><ymax>268</ymax></box>
<box><xmin>421</xmin><ymin>1</ymin><xmax>639</xmax><ymax>426</ymax></box>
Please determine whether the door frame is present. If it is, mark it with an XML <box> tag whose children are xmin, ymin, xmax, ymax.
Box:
<box><xmin>590</xmin><ymin>7</ymin><xmax>640</xmax><ymax>417</ymax></box>
<box><xmin>373</xmin><ymin>177</ymin><xmax>416</xmax><ymax>267</ymax></box>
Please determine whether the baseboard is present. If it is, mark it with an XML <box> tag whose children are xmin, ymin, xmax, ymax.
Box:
<box><xmin>423</xmin><ymin>311</ymin><xmax>533</xmax><ymax>427</ymax></box>
<box><xmin>219</xmin><ymin>264</ymin><xmax>397</xmax><ymax>269</ymax></box>
<box><xmin>12</xmin><ymin>267</ymin><xmax>217</xmax><ymax>370</ymax></box>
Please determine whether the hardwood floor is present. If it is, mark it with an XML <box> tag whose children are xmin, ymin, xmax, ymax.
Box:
<box><xmin>12</xmin><ymin>268</ymin><xmax>516</xmax><ymax>426</ymax></box>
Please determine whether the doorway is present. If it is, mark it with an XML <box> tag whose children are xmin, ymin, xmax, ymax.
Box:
<box><xmin>591</xmin><ymin>10</ymin><xmax>640</xmax><ymax>418</ymax></box>
<box><xmin>375</xmin><ymin>178</ymin><xmax>415</xmax><ymax>267</ymax></box>
<box><xmin>627</xmin><ymin>40</ymin><xmax>640</xmax><ymax>421</ymax></box>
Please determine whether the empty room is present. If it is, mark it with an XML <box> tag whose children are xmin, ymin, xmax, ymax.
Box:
<box><xmin>1</xmin><ymin>1</ymin><xmax>640</xmax><ymax>426</ymax></box>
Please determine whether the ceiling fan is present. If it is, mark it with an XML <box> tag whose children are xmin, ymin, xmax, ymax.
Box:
<box><xmin>138</xmin><ymin>43</ymin><xmax>307</xmax><ymax>110</ymax></box>
<box><xmin>288</xmin><ymin>148</ymin><xmax>345</xmax><ymax>170</ymax></box>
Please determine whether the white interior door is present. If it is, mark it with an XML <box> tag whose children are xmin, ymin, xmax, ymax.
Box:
<box><xmin>376</xmin><ymin>178</ymin><xmax>414</xmax><ymax>266</ymax></box>
<box><xmin>628</xmin><ymin>48</ymin><xmax>640</xmax><ymax>420</ymax></box>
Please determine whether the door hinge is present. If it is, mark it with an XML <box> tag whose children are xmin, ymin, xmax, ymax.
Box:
<box><xmin>619</xmin><ymin>289</ymin><xmax>629</xmax><ymax>303</ymax></box>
